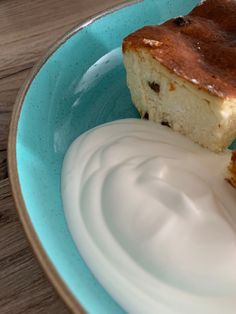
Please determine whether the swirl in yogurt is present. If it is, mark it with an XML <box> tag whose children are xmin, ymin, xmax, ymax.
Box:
<box><xmin>62</xmin><ymin>119</ymin><xmax>236</xmax><ymax>314</ymax></box>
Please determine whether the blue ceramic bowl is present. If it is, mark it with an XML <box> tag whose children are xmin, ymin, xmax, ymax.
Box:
<box><xmin>9</xmin><ymin>0</ymin><xmax>204</xmax><ymax>312</ymax></box>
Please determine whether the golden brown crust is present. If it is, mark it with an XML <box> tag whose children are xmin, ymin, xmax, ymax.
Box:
<box><xmin>123</xmin><ymin>0</ymin><xmax>236</xmax><ymax>99</ymax></box>
<box><xmin>227</xmin><ymin>151</ymin><xmax>236</xmax><ymax>188</ymax></box>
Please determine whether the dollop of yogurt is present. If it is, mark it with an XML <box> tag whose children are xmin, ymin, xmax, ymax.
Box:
<box><xmin>62</xmin><ymin>119</ymin><xmax>236</xmax><ymax>314</ymax></box>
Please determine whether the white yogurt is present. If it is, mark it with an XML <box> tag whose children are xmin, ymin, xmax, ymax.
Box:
<box><xmin>62</xmin><ymin>119</ymin><xmax>236</xmax><ymax>314</ymax></box>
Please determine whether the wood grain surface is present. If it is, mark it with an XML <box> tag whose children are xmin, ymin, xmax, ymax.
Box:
<box><xmin>0</xmin><ymin>0</ymin><xmax>123</xmax><ymax>312</ymax></box>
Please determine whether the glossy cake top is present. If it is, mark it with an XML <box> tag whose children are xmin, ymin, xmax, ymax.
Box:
<box><xmin>123</xmin><ymin>0</ymin><xmax>236</xmax><ymax>99</ymax></box>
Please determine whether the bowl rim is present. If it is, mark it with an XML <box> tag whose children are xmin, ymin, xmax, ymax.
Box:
<box><xmin>7</xmin><ymin>0</ymin><xmax>140</xmax><ymax>312</ymax></box>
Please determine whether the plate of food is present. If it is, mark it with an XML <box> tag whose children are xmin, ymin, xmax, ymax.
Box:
<box><xmin>8</xmin><ymin>0</ymin><xmax>236</xmax><ymax>313</ymax></box>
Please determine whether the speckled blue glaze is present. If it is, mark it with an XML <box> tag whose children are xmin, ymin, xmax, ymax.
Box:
<box><xmin>15</xmin><ymin>0</ymin><xmax>223</xmax><ymax>312</ymax></box>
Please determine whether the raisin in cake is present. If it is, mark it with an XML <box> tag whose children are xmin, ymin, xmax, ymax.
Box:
<box><xmin>122</xmin><ymin>0</ymin><xmax>236</xmax><ymax>152</ymax></box>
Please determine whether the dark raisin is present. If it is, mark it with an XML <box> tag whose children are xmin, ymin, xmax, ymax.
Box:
<box><xmin>148</xmin><ymin>81</ymin><xmax>160</xmax><ymax>93</ymax></box>
<box><xmin>174</xmin><ymin>17</ymin><xmax>190</xmax><ymax>26</ymax></box>
<box><xmin>161</xmin><ymin>121</ymin><xmax>170</xmax><ymax>128</ymax></box>
<box><xmin>143</xmin><ymin>112</ymin><xmax>149</xmax><ymax>120</ymax></box>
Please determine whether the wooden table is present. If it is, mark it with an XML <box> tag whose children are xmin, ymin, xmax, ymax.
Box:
<box><xmin>0</xmin><ymin>1</ymin><xmax>123</xmax><ymax>312</ymax></box>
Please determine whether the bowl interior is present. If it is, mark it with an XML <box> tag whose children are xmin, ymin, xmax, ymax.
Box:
<box><xmin>16</xmin><ymin>0</ymin><xmax>204</xmax><ymax>312</ymax></box>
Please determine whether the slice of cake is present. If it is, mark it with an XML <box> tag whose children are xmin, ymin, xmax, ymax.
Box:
<box><xmin>122</xmin><ymin>0</ymin><xmax>236</xmax><ymax>152</ymax></box>
<box><xmin>227</xmin><ymin>151</ymin><xmax>236</xmax><ymax>188</ymax></box>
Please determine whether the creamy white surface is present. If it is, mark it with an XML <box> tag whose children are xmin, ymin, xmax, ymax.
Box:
<box><xmin>62</xmin><ymin>119</ymin><xmax>236</xmax><ymax>314</ymax></box>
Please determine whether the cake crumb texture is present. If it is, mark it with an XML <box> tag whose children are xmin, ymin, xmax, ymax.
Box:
<box><xmin>123</xmin><ymin>0</ymin><xmax>236</xmax><ymax>152</ymax></box>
